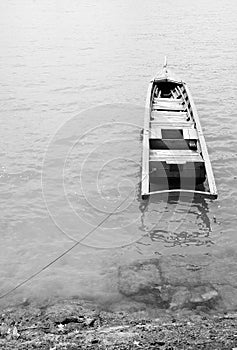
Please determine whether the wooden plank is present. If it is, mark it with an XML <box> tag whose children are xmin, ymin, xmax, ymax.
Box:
<box><xmin>165</xmin><ymin>160</ymin><xmax>187</xmax><ymax>164</ymax></box>
<box><xmin>183</xmin><ymin>128</ymin><xmax>198</xmax><ymax>140</ymax></box>
<box><xmin>151</xmin><ymin>115</ymin><xmax>188</xmax><ymax>123</ymax></box>
<box><xmin>149</xmin><ymin>128</ymin><xmax>162</xmax><ymax>139</ymax></box>
<box><xmin>152</xmin><ymin>110</ymin><xmax>187</xmax><ymax>117</ymax></box>
<box><xmin>149</xmin><ymin>149</ymin><xmax>204</xmax><ymax>162</ymax></box>
<box><xmin>151</xmin><ymin>111</ymin><xmax>189</xmax><ymax>123</ymax></box>
<box><xmin>152</xmin><ymin>124</ymin><xmax>194</xmax><ymax>129</ymax></box>
<box><xmin>150</xmin><ymin>149</ymin><xmax>201</xmax><ymax>156</ymax></box>
<box><xmin>152</xmin><ymin>104</ymin><xmax>185</xmax><ymax>111</ymax></box>
<box><xmin>149</xmin><ymin>154</ymin><xmax>203</xmax><ymax>161</ymax></box>
<box><xmin>151</xmin><ymin>120</ymin><xmax>194</xmax><ymax>128</ymax></box>
<box><xmin>153</xmin><ymin>97</ymin><xmax>183</xmax><ymax>103</ymax></box>
<box><xmin>152</xmin><ymin>104</ymin><xmax>184</xmax><ymax>110</ymax></box>
<box><xmin>153</xmin><ymin>100</ymin><xmax>184</xmax><ymax>106</ymax></box>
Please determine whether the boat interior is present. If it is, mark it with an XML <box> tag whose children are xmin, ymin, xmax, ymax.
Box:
<box><xmin>150</xmin><ymin>81</ymin><xmax>197</xmax><ymax>148</ymax></box>
<box><xmin>149</xmin><ymin>80</ymin><xmax>206</xmax><ymax>187</ymax></box>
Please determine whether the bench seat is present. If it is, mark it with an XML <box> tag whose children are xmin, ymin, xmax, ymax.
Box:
<box><xmin>149</xmin><ymin>149</ymin><xmax>204</xmax><ymax>164</ymax></box>
<box><xmin>150</xmin><ymin>120</ymin><xmax>194</xmax><ymax>129</ymax></box>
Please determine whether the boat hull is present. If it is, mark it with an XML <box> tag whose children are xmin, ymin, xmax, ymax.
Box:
<box><xmin>141</xmin><ymin>65</ymin><xmax>217</xmax><ymax>199</ymax></box>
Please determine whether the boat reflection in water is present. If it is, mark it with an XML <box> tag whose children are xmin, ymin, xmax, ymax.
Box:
<box><xmin>139</xmin><ymin>191</ymin><xmax>213</xmax><ymax>249</ymax></box>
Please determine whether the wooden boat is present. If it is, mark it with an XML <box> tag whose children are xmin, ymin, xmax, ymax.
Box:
<box><xmin>141</xmin><ymin>59</ymin><xmax>217</xmax><ymax>199</ymax></box>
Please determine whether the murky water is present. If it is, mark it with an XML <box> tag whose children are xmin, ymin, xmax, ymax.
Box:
<box><xmin>0</xmin><ymin>0</ymin><xmax>237</xmax><ymax>309</ymax></box>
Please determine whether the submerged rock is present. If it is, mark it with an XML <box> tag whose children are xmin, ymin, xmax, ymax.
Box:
<box><xmin>118</xmin><ymin>259</ymin><xmax>168</xmax><ymax>305</ymax></box>
<box><xmin>118</xmin><ymin>259</ymin><xmax>162</xmax><ymax>296</ymax></box>
<box><xmin>169</xmin><ymin>287</ymin><xmax>191</xmax><ymax>310</ymax></box>
<box><xmin>118</xmin><ymin>255</ymin><xmax>221</xmax><ymax>310</ymax></box>
<box><xmin>189</xmin><ymin>286</ymin><xmax>219</xmax><ymax>306</ymax></box>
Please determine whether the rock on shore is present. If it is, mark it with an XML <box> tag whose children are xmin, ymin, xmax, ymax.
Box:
<box><xmin>1</xmin><ymin>298</ymin><xmax>237</xmax><ymax>349</ymax></box>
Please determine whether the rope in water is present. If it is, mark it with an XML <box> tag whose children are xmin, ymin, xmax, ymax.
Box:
<box><xmin>0</xmin><ymin>150</ymin><xmax>224</xmax><ymax>300</ymax></box>
<box><xmin>0</xmin><ymin>175</ymin><xmax>146</xmax><ymax>299</ymax></box>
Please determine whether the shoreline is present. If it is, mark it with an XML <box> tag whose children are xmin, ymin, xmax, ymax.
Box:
<box><xmin>1</xmin><ymin>297</ymin><xmax>237</xmax><ymax>350</ymax></box>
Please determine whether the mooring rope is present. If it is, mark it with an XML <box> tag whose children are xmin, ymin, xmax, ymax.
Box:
<box><xmin>0</xmin><ymin>175</ymin><xmax>147</xmax><ymax>299</ymax></box>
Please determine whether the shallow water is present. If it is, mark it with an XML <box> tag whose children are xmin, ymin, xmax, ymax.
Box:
<box><xmin>0</xmin><ymin>0</ymin><xmax>237</xmax><ymax>308</ymax></box>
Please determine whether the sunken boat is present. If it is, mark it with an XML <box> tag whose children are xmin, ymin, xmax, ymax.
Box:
<box><xmin>141</xmin><ymin>59</ymin><xmax>217</xmax><ymax>199</ymax></box>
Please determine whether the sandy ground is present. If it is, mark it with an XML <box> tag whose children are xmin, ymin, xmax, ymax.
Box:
<box><xmin>1</xmin><ymin>297</ymin><xmax>237</xmax><ymax>350</ymax></box>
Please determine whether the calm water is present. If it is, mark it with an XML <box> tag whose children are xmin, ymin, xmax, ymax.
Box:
<box><xmin>0</xmin><ymin>0</ymin><xmax>237</xmax><ymax>307</ymax></box>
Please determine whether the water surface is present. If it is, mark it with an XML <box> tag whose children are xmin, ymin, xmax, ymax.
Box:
<box><xmin>0</xmin><ymin>0</ymin><xmax>237</xmax><ymax>308</ymax></box>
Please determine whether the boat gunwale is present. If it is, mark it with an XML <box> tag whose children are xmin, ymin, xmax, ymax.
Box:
<box><xmin>141</xmin><ymin>81</ymin><xmax>153</xmax><ymax>197</ymax></box>
<box><xmin>146</xmin><ymin>188</ymin><xmax>218</xmax><ymax>200</ymax></box>
<box><xmin>184</xmin><ymin>83</ymin><xmax>218</xmax><ymax>198</ymax></box>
